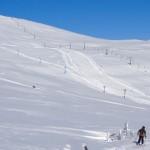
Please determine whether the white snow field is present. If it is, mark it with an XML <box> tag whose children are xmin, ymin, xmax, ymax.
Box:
<box><xmin>0</xmin><ymin>15</ymin><xmax>150</xmax><ymax>150</ymax></box>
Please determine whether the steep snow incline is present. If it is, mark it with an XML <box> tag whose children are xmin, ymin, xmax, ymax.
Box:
<box><xmin>1</xmin><ymin>15</ymin><xmax>150</xmax><ymax>105</ymax></box>
<box><xmin>1</xmin><ymin>15</ymin><xmax>150</xmax><ymax>150</ymax></box>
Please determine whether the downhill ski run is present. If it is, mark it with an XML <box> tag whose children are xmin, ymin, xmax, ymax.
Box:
<box><xmin>0</xmin><ymin>15</ymin><xmax>150</xmax><ymax>150</ymax></box>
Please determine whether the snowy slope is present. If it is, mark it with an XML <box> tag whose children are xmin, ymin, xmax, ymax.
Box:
<box><xmin>0</xmin><ymin>15</ymin><xmax>150</xmax><ymax>150</ymax></box>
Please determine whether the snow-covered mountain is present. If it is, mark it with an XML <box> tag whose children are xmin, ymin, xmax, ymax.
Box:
<box><xmin>0</xmin><ymin>15</ymin><xmax>150</xmax><ymax>150</ymax></box>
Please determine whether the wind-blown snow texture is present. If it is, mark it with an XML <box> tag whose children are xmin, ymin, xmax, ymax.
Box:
<box><xmin>0</xmin><ymin>15</ymin><xmax>150</xmax><ymax>150</ymax></box>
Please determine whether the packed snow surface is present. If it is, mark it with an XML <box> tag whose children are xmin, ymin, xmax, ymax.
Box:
<box><xmin>0</xmin><ymin>15</ymin><xmax>150</xmax><ymax>150</ymax></box>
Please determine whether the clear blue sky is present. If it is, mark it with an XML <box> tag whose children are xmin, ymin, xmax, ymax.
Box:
<box><xmin>0</xmin><ymin>0</ymin><xmax>150</xmax><ymax>40</ymax></box>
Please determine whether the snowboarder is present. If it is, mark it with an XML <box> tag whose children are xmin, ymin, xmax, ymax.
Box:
<box><xmin>137</xmin><ymin>126</ymin><xmax>146</xmax><ymax>145</ymax></box>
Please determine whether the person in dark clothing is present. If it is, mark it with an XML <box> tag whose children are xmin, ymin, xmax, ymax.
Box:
<box><xmin>137</xmin><ymin>126</ymin><xmax>146</xmax><ymax>145</ymax></box>
<box><xmin>82</xmin><ymin>144</ymin><xmax>88</xmax><ymax>150</ymax></box>
<box><xmin>84</xmin><ymin>145</ymin><xmax>88</xmax><ymax>150</ymax></box>
<box><xmin>83</xmin><ymin>145</ymin><xmax>88</xmax><ymax>150</ymax></box>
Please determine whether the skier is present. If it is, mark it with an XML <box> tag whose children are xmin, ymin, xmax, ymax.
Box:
<box><xmin>137</xmin><ymin>126</ymin><xmax>146</xmax><ymax>145</ymax></box>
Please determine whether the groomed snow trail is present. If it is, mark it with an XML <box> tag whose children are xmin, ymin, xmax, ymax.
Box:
<box><xmin>55</xmin><ymin>48</ymin><xmax>150</xmax><ymax>105</ymax></box>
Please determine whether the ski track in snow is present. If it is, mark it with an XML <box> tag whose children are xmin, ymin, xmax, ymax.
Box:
<box><xmin>56</xmin><ymin>90</ymin><xmax>145</xmax><ymax>110</ymax></box>
<box><xmin>2</xmin><ymin>108</ymin><xmax>42</xmax><ymax>117</ymax></box>
<box><xmin>1</xmin><ymin>46</ymin><xmax>63</xmax><ymax>70</ymax></box>
<box><xmin>52</xmin><ymin>48</ymin><xmax>150</xmax><ymax>105</ymax></box>
<box><xmin>0</xmin><ymin>77</ymin><xmax>31</xmax><ymax>88</ymax></box>
<box><xmin>0</xmin><ymin>124</ymin><xmax>107</xmax><ymax>141</ymax></box>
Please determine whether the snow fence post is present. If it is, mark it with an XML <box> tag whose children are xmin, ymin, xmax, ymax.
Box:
<box><xmin>128</xmin><ymin>57</ymin><xmax>132</xmax><ymax>65</ymax></box>
<box><xmin>105</xmin><ymin>49</ymin><xmax>108</xmax><ymax>55</ymax></box>
<box><xmin>124</xmin><ymin>122</ymin><xmax>129</xmax><ymax>136</ymax></box>
<box><xmin>103</xmin><ymin>85</ymin><xmax>106</xmax><ymax>94</ymax></box>
<box><xmin>118</xmin><ymin>129</ymin><xmax>122</xmax><ymax>140</ymax></box>
<box><xmin>83</xmin><ymin>42</ymin><xmax>86</xmax><ymax>50</ymax></box>
<box><xmin>123</xmin><ymin>89</ymin><xmax>127</xmax><ymax>99</ymax></box>
<box><xmin>64</xmin><ymin>64</ymin><xmax>67</xmax><ymax>74</ymax></box>
<box><xmin>69</xmin><ymin>43</ymin><xmax>71</xmax><ymax>49</ymax></box>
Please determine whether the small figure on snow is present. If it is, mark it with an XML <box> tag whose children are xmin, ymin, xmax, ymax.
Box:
<box><xmin>137</xmin><ymin>126</ymin><xmax>146</xmax><ymax>145</ymax></box>
<box><xmin>82</xmin><ymin>144</ymin><xmax>88</xmax><ymax>150</ymax></box>
<box><xmin>32</xmin><ymin>85</ymin><xmax>36</xmax><ymax>88</ymax></box>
